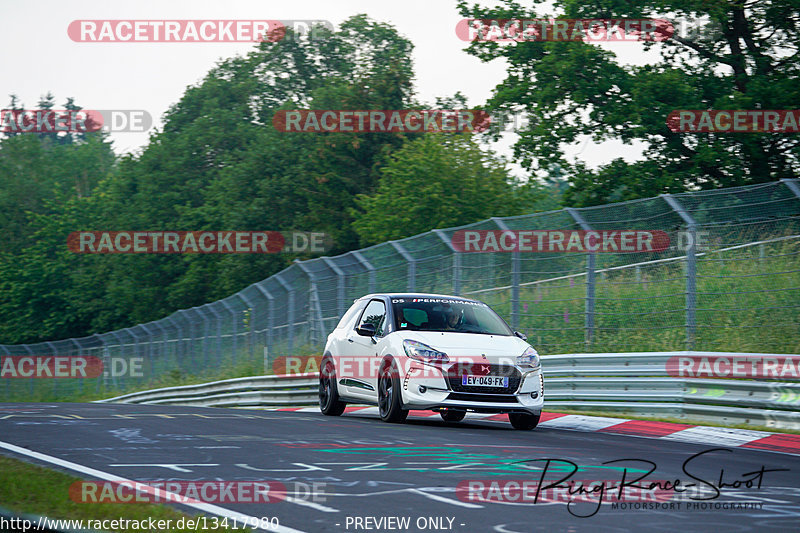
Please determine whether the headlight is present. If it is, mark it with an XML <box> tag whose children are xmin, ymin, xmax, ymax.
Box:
<box><xmin>403</xmin><ymin>339</ymin><xmax>449</xmax><ymax>363</ymax></box>
<box><xmin>516</xmin><ymin>346</ymin><xmax>540</xmax><ymax>369</ymax></box>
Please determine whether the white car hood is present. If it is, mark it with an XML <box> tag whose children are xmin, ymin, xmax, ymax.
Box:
<box><xmin>395</xmin><ymin>331</ymin><xmax>528</xmax><ymax>364</ymax></box>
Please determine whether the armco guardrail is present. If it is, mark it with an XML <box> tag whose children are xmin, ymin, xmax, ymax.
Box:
<box><xmin>542</xmin><ymin>351</ymin><xmax>800</xmax><ymax>429</ymax></box>
<box><xmin>98</xmin><ymin>352</ymin><xmax>800</xmax><ymax>430</ymax></box>
<box><xmin>97</xmin><ymin>373</ymin><xmax>318</xmax><ymax>408</ymax></box>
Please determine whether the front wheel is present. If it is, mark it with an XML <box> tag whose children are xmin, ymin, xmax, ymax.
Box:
<box><xmin>319</xmin><ymin>358</ymin><xmax>346</xmax><ymax>416</ymax></box>
<box><xmin>509</xmin><ymin>412</ymin><xmax>540</xmax><ymax>430</ymax></box>
<box><xmin>378</xmin><ymin>360</ymin><xmax>408</xmax><ymax>423</ymax></box>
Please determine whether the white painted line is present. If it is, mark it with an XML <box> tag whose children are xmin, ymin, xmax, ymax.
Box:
<box><xmin>0</xmin><ymin>439</ymin><xmax>306</xmax><ymax>533</ymax></box>
<box><xmin>538</xmin><ymin>414</ymin><xmax>630</xmax><ymax>431</ymax></box>
<box><xmin>661</xmin><ymin>426</ymin><xmax>771</xmax><ymax>447</ymax></box>
<box><xmin>283</xmin><ymin>496</ymin><xmax>340</xmax><ymax>513</ymax></box>
<box><xmin>407</xmin><ymin>488</ymin><xmax>484</xmax><ymax>508</ymax></box>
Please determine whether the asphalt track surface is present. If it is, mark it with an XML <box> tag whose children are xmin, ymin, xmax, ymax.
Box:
<box><xmin>0</xmin><ymin>403</ymin><xmax>798</xmax><ymax>533</ymax></box>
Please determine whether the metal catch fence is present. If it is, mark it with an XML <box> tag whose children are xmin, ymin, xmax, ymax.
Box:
<box><xmin>2</xmin><ymin>179</ymin><xmax>799</xmax><ymax>400</ymax></box>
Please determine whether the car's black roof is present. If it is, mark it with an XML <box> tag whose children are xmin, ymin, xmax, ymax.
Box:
<box><xmin>359</xmin><ymin>293</ymin><xmax>482</xmax><ymax>303</ymax></box>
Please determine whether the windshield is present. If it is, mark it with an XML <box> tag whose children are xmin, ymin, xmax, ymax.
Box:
<box><xmin>391</xmin><ymin>297</ymin><xmax>513</xmax><ymax>336</ymax></box>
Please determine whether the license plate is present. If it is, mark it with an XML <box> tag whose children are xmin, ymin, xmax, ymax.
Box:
<box><xmin>461</xmin><ymin>375</ymin><xmax>508</xmax><ymax>387</ymax></box>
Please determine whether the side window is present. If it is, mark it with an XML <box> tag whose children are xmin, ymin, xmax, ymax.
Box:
<box><xmin>358</xmin><ymin>300</ymin><xmax>387</xmax><ymax>336</ymax></box>
<box><xmin>336</xmin><ymin>301</ymin><xmax>366</xmax><ymax>330</ymax></box>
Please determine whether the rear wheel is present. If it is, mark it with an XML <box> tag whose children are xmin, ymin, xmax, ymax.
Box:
<box><xmin>319</xmin><ymin>358</ymin><xmax>346</xmax><ymax>416</ymax></box>
<box><xmin>440</xmin><ymin>409</ymin><xmax>466</xmax><ymax>422</ymax></box>
<box><xmin>509</xmin><ymin>412</ymin><xmax>540</xmax><ymax>430</ymax></box>
<box><xmin>378</xmin><ymin>360</ymin><xmax>408</xmax><ymax>423</ymax></box>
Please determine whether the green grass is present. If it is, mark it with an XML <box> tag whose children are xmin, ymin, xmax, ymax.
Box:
<box><xmin>1</xmin><ymin>344</ymin><xmax>318</xmax><ymax>404</ymax></box>
<box><xmin>0</xmin><ymin>455</ymin><xmax>250</xmax><ymax>532</ymax></box>
<box><xmin>477</xmin><ymin>237</ymin><xmax>800</xmax><ymax>355</ymax></box>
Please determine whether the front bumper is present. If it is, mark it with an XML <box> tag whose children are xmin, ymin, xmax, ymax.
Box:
<box><xmin>399</xmin><ymin>362</ymin><xmax>544</xmax><ymax>415</ymax></box>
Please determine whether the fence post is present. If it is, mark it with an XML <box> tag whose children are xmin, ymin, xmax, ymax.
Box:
<box><xmin>351</xmin><ymin>251</ymin><xmax>376</xmax><ymax>294</ymax></box>
<box><xmin>70</xmin><ymin>339</ymin><xmax>84</xmax><ymax>393</ymax></box>
<box><xmin>433</xmin><ymin>229</ymin><xmax>461</xmax><ymax>295</ymax></box>
<box><xmin>236</xmin><ymin>294</ymin><xmax>256</xmax><ymax>362</ymax></box>
<box><xmin>220</xmin><ymin>301</ymin><xmax>237</xmax><ymax>363</ymax></box>
<box><xmin>0</xmin><ymin>345</ymin><xmax>7</xmax><ymax>397</ymax></box>
<box><xmin>322</xmin><ymin>257</ymin><xmax>347</xmax><ymax>318</ymax></box>
<box><xmin>205</xmin><ymin>305</ymin><xmax>223</xmax><ymax>363</ymax></box>
<box><xmin>275</xmin><ymin>274</ymin><xmax>295</xmax><ymax>354</ymax></box>
<box><xmin>566</xmin><ymin>208</ymin><xmax>596</xmax><ymax>347</ymax></box>
<box><xmin>108</xmin><ymin>331</ymin><xmax>126</xmax><ymax>390</ymax></box>
<box><xmin>294</xmin><ymin>260</ymin><xmax>326</xmax><ymax>348</ymax></box>
<box><xmin>124</xmin><ymin>328</ymin><xmax>142</xmax><ymax>385</ymax></box>
<box><xmin>138</xmin><ymin>325</ymin><xmax>154</xmax><ymax>381</ymax></box>
<box><xmin>662</xmin><ymin>194</ymin><xmax>698</xmax><ymax>350</ymax></box>
<box><xmin>153</xmin><ymin>322</ymin><xmax>169</xmax><ymax>372</ymax></box>
<box><xmin>389</xmin><ymin>241</ymin><xmax>416</xmax><ymax>292</ymax></box>
<box><xmin>781</xmin><ymin>178</ymin><xmax>800</xmax><ymax>199</ymax></box>
<box><xmin>46</xmin><ymin>341</ymin><xmax>58</xmax><ymax>397</ymax></box>
<box><xmin>192</xmin><ymin>308</ymin><xmax>210</xmax><ymax>368</ymax></box>
<box><xmin>177</xmin><ymin>310</ymin><xmax>196</xmax><ymax>370</ymax></box>
<box><xmin>253</xmin><ymin>283</ymin><xmax>274</xmax><ymax>365</ymax></box>
<box><xmin>164</xmin><ymin>317</ymin><xmax>183</xmax><ymax>372</ymax></box>
<box><xmin>492</xmin><ymin>218</ymin><xmax>520</xmax><ymax>330</ymax></box>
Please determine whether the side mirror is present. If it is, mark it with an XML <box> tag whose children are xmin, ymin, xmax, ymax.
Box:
<box><xmin>514</xmin><ymin>331</ymin><xmax>527</xmax><ymax>341</ymax></box>
<box><xmin>356</xmin><ymin>323</ymin><xmax>377</xmax><ymax>337</ymax></box>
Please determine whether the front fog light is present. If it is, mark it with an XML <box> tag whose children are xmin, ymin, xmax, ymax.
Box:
<box><xmin>419</xmin><ymin>385</ymin><xmax>427</xmax><ymax>394</ymax></box>
<box><xmin>530</xmin><ymin>391</ymin><xmax>539</xmax><ymax>399</ymax></box>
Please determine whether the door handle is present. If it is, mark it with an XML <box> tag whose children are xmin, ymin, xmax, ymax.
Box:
<box><xmin>347</xmin><ymin>338</ymin><xmax>354</xmax><ymax>343</ymax></box>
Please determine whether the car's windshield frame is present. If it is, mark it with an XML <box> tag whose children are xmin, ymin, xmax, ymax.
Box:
<box><xmin>390</xmin><ymin>297</ymin><xmax>513</xmax><ymax>336</ymax></box>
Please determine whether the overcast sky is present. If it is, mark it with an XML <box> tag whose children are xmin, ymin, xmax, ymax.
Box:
<box><xmin>1</xmin><ymin>0</ymin><xmax>659</xmax><ymax>175</ymax></box>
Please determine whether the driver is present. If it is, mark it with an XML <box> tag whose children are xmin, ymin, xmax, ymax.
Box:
<box><xmin>442</xmin><ymin>303</ymin><xmax>462</xmax><ymax>330</ymax></box>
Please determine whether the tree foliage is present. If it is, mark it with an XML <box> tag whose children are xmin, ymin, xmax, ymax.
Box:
<box><xmin>0</xmin><ymin>15</ymin><xmax>529</xmax><ymax>344</ymax></box>
<box><xmin>352</xmin><ymin>133</ymin><xmax>533</xmax><ymax>243</ymax></box>
<box><xmin>458</xmin><ymin>0</ymin><xmax>800</xmax><ymax>205</ymax></box>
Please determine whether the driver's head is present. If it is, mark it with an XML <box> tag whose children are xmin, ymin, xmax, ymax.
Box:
<box><xmin>443</xmin><ymin>304</ymin><xmax>460</xmax><ymax>327</ymax></box>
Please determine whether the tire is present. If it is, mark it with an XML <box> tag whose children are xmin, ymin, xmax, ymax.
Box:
<box><xmin>319</xmin><ymin>358</ymin><xmax>346</xmax><ymax>416</ymax></box>
<box><xmin>440</xmin><ymin>409</ymin><xmax>466</xmax><ymax>422</ymax></box>
<box><xmin>378</xmin><ymin>359</ymin><xmax>408</xmax><ymax>423</ymax></box>
<box><xmin>509</xmin><ymin>412</ymin><xmax>540</xmax><ymax>430</ymax></box>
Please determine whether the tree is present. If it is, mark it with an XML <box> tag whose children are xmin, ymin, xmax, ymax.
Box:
<box><xmin>352</xmin><ymin>133</ymin><xmax>534</xmax><ymax>243</ymax></box>
<box><xmin>458</xmin><ymin>0</ymin><xmax>800</xmax><ymax>206</ymax></box>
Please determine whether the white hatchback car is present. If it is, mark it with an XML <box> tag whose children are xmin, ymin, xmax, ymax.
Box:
<box><xmin>319</xmin><ymin>293</ymin><xmax>544</xmax><ymax>429</ymax></box>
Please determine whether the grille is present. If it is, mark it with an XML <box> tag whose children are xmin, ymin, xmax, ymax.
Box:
<box><xmin>446</xmin><ymin>363</ymin><xmax>522</xmax><ymax>394</ymax></box>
